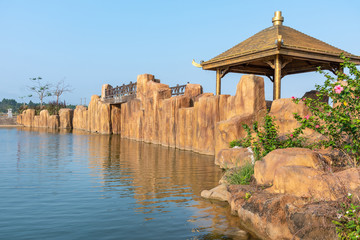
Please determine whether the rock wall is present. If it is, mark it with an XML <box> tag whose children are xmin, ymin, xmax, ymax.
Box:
<box><xmin>115</xmin><ymin>74</ymin><xmax>267</xmax><ymax>155</ymax></box>
<box><xmin>18</xmin><ymin>73</ymin><xmax>270</xmax><ymax>156</ymax></box>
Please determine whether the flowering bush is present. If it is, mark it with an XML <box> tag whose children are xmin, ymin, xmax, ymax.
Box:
<box><xmin>293</xmin><ymin>54</ymin><xmax>360</xmax><ymax>166</ymax></box>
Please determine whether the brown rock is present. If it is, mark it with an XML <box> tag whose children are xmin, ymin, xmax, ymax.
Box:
<box><xmin>226</xmin><ymin>74</ymin><xmax>266</xmax><ymax>119</ymax></box>
<box><xmin>268</xmin><ymin>166</ymin><xmax>343</xmax><ymax>201</ymax></box>
<box><xmin>121</xmin><ymin>99</ymin><xmax>143</xmax><ymax>140</ymax></box>
<box><xmin>176</xmin><ymin>107</ymin><xmax>194</xmax><ymax>151</ymax></box>
<box><xmin>184</xmin><ymin>84</ymin><xmax>203</xmax><ymax>105</ymax></box>
<box><xmin>228</xmin><ymin>185</ymin><xmax>337</xmax><ymax>240</ymax></box>
<box><xmin>39</xmin><ymin>110</ymin><xmax>49</xmax><ymax>127</ymax></box>
<box><xmin>33</xmin><ymin>116</ymin><xmax>40</xmax><ymax>128</ymax></box>
<box><xmin>192</xmin><ymin>95</ymin><xmax>220</xmax><ymax>155</ymax></box>
<box><xmin>48</xmin><ymin>115</ymin><xmax>59</xmax><ymax>129</ymax></box>
<box><xmin>201</xmin><ymin>184</ymin><xmax>231</xmax><ymax>202</ymax></box>
<box><xmin>22</xmin><ymin>109</ymin><xmax>35</xmax><ymax>127</ymax></box>
<box><xmin>136</xmin><ymin>74</ymin><xmax>155</xmax><ymax>103</ymax></box>
<box><xmin>335</xmin><ymin>168</ymin><xmax>360</xmax><ymax>193</ymax></box>
<box><xmin>16</xmin><ymin>114</ymin><xmax>22</xmax><ymax>125</ymax></box>
<box><xmin>73</xmin><ymin>105</ymin><xmax>88</xmax><ymax>131</ymax></box>
<box><xmin>215</xmin><ymin>147</ymin><xmax>253</xmax><ymax>169</ymax></box>
<box><xmin>254</xmin><ymin>148</ymin><xmax>326</xmax><ymax>185</ymax></box>
<box><xmin>215</xmin><ymin>114</ymin><xmax>255</xmax><ymax>157</ymax></box>
<box><xmin>302</xmin><ymin>90</ymin><xmax>328</xmax><ymax>104</ymax></box>
<box><xmin>269</xmin><ymin>98</ymin><xmax>311</xmax><ymax>134</ymax></box>
<box><xmin>111</xmin><ymin>105</ymin><xmax>121</xmax><ymax>134</ymax></box>
<box><xmin>101</xmin><ymin>84</ymin><xmax>112</xmax><ymax>100</ymax></box>
<box><xmin>87</xmin><ymin>95</ymin><xmax>111</xmax><ymax>134</ymax></box>
<box><xmin>59</xmin><ymin>108</ymin><xmax>73</xmax><ymax>129</ymax></box>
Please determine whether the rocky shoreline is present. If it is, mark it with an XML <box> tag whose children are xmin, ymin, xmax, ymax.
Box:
<box><xmin>202</xmin><ymin>147</ymin><xmax>360</xmax><ymax>239</ymax></box>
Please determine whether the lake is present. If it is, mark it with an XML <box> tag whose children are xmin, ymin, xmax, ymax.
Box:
<box><xmin>0</xmin><ymin>127</ymin><xmax>255</xmax><ymax>240</ymax></box>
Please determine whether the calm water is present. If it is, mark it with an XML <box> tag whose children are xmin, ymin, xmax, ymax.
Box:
<box><xmin>0</xmin><ymin>127</ymin><xmax>253</xmax><ymax>240</ymax></box>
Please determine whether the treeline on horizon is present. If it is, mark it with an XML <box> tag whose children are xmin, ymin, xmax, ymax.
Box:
<box><xmin>0</xmin><ymin>98</ymin><xmax>77</xmax><ymax>114</ymax></box>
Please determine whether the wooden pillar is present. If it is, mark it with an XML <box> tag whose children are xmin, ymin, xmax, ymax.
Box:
<box><xmin>273</xmin><ymin>55</ymin><xmax>282</xmax><ymax>100</ymax></box>
<box><xmin>216</xmin><ymin>69</ymin><xmax>221</xmax><ymax>95</ymax></box>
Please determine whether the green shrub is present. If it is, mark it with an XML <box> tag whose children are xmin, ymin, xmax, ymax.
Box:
<box><xmin>333</xmin><ymin>194</ymin><xmax>360</xmax><ymax>239</ymax></box>
<box><xmin>230</xmin><ymin>114</ymin><xmax>307</xmax><ymax>161</ymax></box>
<box><xmin>226</xmin><ymin>163</ymin><xmax>254</xmax><ymax>185</ymax></box>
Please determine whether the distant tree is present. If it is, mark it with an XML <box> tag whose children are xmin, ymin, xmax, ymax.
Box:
<box><xmin>27</xmin><ymin>77</ymin><xmax>52</xmax><ymax>107</ymax></box>
<box><xmin>53</xmin><ymin>79</ymin><xmax>72</xmax><ymax>105</ymax></box>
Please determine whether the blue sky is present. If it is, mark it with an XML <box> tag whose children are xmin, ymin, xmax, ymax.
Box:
<box><xmin>1</xmin><ymin>0</ymin><xmax>359</xmax><ymax>105</ymax></box>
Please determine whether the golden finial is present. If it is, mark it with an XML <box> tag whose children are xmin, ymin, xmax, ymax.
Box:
<box><xmin>272</xmin><ymin>11</ymin><xmax>284</xmax><ymax>26</ymax></box>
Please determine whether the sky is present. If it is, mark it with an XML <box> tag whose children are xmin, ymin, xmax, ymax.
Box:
<box><xmin>1</xmin><ymin>0</ymin><xmax>360</xmax><ymax>105</ymax></box>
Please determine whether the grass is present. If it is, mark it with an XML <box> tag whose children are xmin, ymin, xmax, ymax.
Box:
<box><xmin>226</xmin><ymin>162</ymin><xmax>254</xmax><ymax>185</ymax></box>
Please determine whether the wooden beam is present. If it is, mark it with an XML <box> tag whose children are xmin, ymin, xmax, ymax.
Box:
<box><xmin>216</xmin><ymin>69</ymin><xmax>221</xmax><ymax>95</ymax></box>
<box><xmin>274</xmin><ymin>55</ymin><xmax>282</xmax><ymax>100</ymax></box>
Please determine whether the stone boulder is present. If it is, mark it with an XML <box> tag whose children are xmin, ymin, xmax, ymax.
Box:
<box><xmin>215</xmin><ymin>147</ymin><xmax>253</xmax><ymax>169</ymax></box>
<box><xmin>334</xmin><ymin>168</ymin><xmax>360</xmax><ymax>194</ymax></box>
<box><xmin>215</xmin><ymin>114</ymin><xmax>255</xmax><ymax>157</ymax></box>
<box><xmin>184</xmin><ymin>83</ymin><xmax>203</xmax><ymax>105</ymax></box>
<box><xmin>192</xmin><ymin>95</ymin><xmax>220</xmax><ymax>155</ymax></box>
<box><xmin>302</xmin><ymin>90</ymin><xmax>328</xmax><ymax>104</ymax></box>
<box><xmin>136</xmin><ymin>74</ymin><xmax>155</xmax><ymax>103</ymax></box>
<box><xmin>87</xmin><ymin>95</ymin><xmax>111</xmax><ymax>134</ymax></box>
<box><xmin>269</xmin><ymin>98</ymin><xmax>311</xmax><ymax>135</ymax></box>
<box><xmin>267</xmin><ymin>166</ymin><xmax>360</xmax><ymax>201</ymax></box>
<box><xmin>101</xmin><ymin>84</ymin><xmax>112</xmax><ymax>100</ymax></box>
<box><xmin>111</xmin><ymin>105</ymin><xmax>121</xmax><ymax>134</ymax></box>
<box><xmin>73</xmin><ymin>105</ymin><xmax>88</xmax><ymax>131</ymax></box>
<box><xmin>22</xmin><ymin>109</ymin><xmax>35</xmax><ymax>127</ymax></box>
<box><xmin>268</xmin><ymin>166</ymin><xmax>343</xmax><ymax>201</ymax></box>
<box><xmin>16</xmin><ymin>114</ymin><xmax>22</xmax><ymax>125</ymax></box>
<box><xmin>48</xmin><ymin>115</ymin><xmax>59</xmax><ymax>129</ymax></box>
<box><xmin>59</xmin><ymin>108</ymin><xmax>73</xmax><ymax>129</ymax></box>
<box><xmin>226</xmin><ymin>74</ymin><xmax>266</xmax><ymax>119</ymax></box>
<box><xmin>201</xmin><ymin>184</ymin><xmax>231</xmax><ymax>202</ymax></box>
<box><xmin>254</xmin><ymin>148</ymin><xmax>326</xmax><ymax>185</ymax></box>
<box><xmin>228</xmin><ymin>185</ymin><xmax>337</xmax><ymax>240</ymax></box>
<box><xmin>39</xmin><ymin>110</ymin><xmax>49</xmax><ymax>127</ymax></box>
<box><xmin>33</xmin><ymin>115</ymin><xmax>40</xmax><ymax>128</ymax></box>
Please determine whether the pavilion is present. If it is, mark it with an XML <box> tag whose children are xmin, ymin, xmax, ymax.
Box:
<box><xmin>200</xmin><ymin>11</ymin><xmax>360</xmax><ymax>100</ymax></box>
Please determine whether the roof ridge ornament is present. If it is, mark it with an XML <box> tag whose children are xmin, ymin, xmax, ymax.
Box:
<box><xmin>272</xmin><ymin>11</ymin><xmax>284</xmax><ymax>26</ymax></box>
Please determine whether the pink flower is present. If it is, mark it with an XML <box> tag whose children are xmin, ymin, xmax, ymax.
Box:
<box><xmin>290</xmin><ymin>134</ymin><xmax>293</xmax><ymax>137</ymax></box>
<box><xmin>315</xmin><ymin>124</ymin><xmax>320</xmax><ymax>128</ymax></box>
<box><xmin>334</xmin><ymin>85</ymin><xmax>344</xmax><ymax>94</ymax></box>
<box><xmin>356</xmin><ymin>96</ymin><xmax>359</xmax><ymax>99</ymax></box>
<box><xmin>327</xmin><ymin>112</ymin><xmax>331</xmax><ymax>116</ymax></box>
<box><xmin>291</xmin><ymin>96</ymin><xmax>295</xmax><ymax>99</ymax></box>
<box><xmin>304</xmin><ymin>115</ymin><xmax>310</xmax><ymax>120</ymax></box>
<box><xmin>302</xmin><ymin>98</ymin><xmax>306</xmax><ymax>101</ymax></box>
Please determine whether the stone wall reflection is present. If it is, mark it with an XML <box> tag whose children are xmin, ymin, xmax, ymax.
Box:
<box><xmin>84</xmin><ymin>134</ymin><xmax>246</xmax><ymax>237</ymax></box>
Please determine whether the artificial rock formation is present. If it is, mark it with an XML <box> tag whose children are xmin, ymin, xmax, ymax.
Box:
<box><xmin>215</xmin><ymin>147</ymin><xmax>253</xmax><ymax>169</ymax></box>
<box><xmin>254</xmin><ymin>148</ymin><xmax>326</xmax><ymax>185</ymax></box>
<box><xmin>73</xmin><ymin>105</ymin><xmax>88</xmax><ymax>131</ymax></box>
<box><xmin>59</xmin><ymin>108</ymin><xmax>73</xmax><ymax>129</ymax></box>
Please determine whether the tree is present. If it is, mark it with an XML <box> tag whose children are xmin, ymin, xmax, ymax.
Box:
<box><xmin>27</xmin><ymin>77</ymin><xmax>52</xmax><ymax>107</ymax></box>
<box><xmin>53</xmin><ymin>79</ymin><xmax>72</xmax><ymax>105</ymax></box>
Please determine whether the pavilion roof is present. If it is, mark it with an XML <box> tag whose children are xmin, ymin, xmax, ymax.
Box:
<box><xmin>202</xmin><ymin>24</ymin><xmax>360</xmax><ymax>72</ymax></box>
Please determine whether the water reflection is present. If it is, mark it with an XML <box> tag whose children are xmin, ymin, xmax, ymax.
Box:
<box><xmin>11</xmin><ymin>128</ymin><xmax>256</xmax><ymax>239</ymax></box>
<box><xmin>82</xmin><ymin>134</ymin><xmax>255</xmax><ymax>239</ymax></box>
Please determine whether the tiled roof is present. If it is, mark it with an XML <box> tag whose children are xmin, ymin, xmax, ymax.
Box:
<box><xmin>204</xmin><ymin>25</ymin><xmax>359</xmax><ymax>64</ymax></box>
